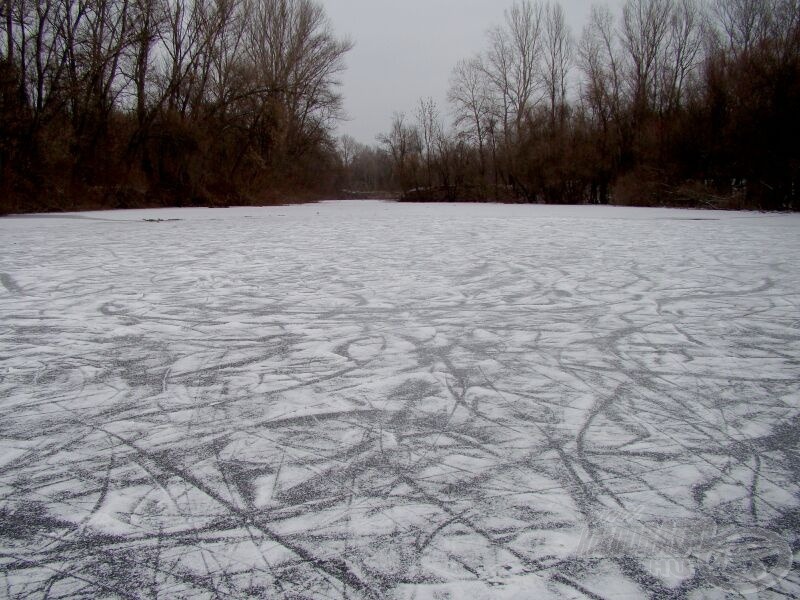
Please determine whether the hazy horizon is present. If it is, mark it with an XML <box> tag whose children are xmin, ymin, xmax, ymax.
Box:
<box><xmin>324</xmin><ymin>0</ymin><xmax>626</xmax><ymax>145</ymax></box>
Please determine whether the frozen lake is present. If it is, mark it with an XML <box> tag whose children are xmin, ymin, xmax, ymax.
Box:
<box><xmin>1</xmin><ymin>201</ymin><xmax>799</xmax><ymax>598</ymax></box>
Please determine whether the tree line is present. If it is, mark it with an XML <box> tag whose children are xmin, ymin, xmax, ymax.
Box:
<box><xmin>0</xmin><ymin>0</ymin><xmax>352</xmax><ymax>213</ymax></box>
<box><xmin>359</xmin><ymin>0</ymin><xmax>799</xmax><ymax>210</ymax></box>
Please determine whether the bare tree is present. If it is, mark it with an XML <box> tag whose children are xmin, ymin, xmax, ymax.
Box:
<box><xmin>346</xmin><ymin>143</ymin><xmax>392</xmax><ymax>192</ymax></box>
<box><xmin>770</xmin><ymin>0</ymin><xmax>800</xmax><ymax>60</ymax></box>
<box><xmin>2</xmin><ymin>0</ymin><xmax>12</xmax><ymax>61</ymax></box>
<box><xmin>378</xmin><ymin>112</ymin><xmax>421</xmax><ymax>192</ymax></box>
<box><xmin>242</xmin><ymin>0</ymin><xmax>352</xmax><ymax>159</ymax></box>
<box><xmin>543</xmin><ymin>1</ymin><xmax>571</xmax><ymax>126</ymax></box>
<box><xmin>159</xmin><ymin>0</ymin><xmax>207</xmax><ymax>115</ymax></box>
<box><xmin>577</xmin><ymin>5</ymin><xmax>627</xmax><ymax>202</ymax></box>
<box><xmin>338</xmin><ymin>133</ymin><xmax>359</xmax><ymax>187</ymax></box>
<box><xmin>484</xmin><ymin>25</ymin><xmax>513</xmax><ymax>138</ymax></box>
<box><xmin>659</xmin><ymin>0</ymin><xmax>705</xmax><ymax>113</ymax></box>
<box><xmin>713</xmin><ymin>0</ymin><xmax>773</xmax><ymax>56</ymax></box>
<box><xmin>206</xmin><ymin>0</ymin><xmax>247</xmax><ymax>112</ymax></box>
<box><xmin>128</xmin><ymin>0</ymin><xmax>163</xmax><ymax>127</ymax></box>
<box><xmin>484</xmin><ymin>0</ymin><xmax>544</xmax><ymax>138</ymax></box>
<box><xmin>506</xmin><ymin>0</ymin><xmax>544</xmax><ymax>133</ymax></box>
<box><xmin>416</xmin><ymin>96</ymin><xmax>441</xmax><ymax>188</ymax></box>
<box><xmin>621</xmin><ymin>0</ymin><xmax>673</xmax><ymax>114</ymax></box>
<box><xmin>579</xmin><ymin>5</ymin><xmax>623</xmax><ymax>130</ymax></box>
<box><xmin>338</xmin><ymin>134</ymin><xmax>358</xmax><ymax>170</ymax></box>
<box><xmin>448</xmin><ymin>56</ymin><xmax>492</xmax><ymax>177</ymax></box>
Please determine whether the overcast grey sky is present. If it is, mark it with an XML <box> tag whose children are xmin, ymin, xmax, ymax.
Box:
<box><xmin>323</xmin><ymin>0</ymin><xmax>625</xmax><ymax>145</ymax></box>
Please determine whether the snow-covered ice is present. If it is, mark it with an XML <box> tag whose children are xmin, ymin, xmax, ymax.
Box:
<box><xmin>0</xmin><ymin>201</ymin><xmax>798</xmax><ymax>598</ymax></box>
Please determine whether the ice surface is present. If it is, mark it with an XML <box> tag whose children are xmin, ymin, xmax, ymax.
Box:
<box><xmin>0</xmin><ymin>201</ymin><xmax>799</xmax><ymax>598</ymax></box>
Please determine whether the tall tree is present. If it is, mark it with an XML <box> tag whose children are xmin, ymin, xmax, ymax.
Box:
<box><xmin>543</xmin><ymin>1</ymin><xmax>571</xmax><ymax>126</ymax></box>
<box><xmin>448</xmin><ymin>56</ymin><xmax>492</xmax><ymax>179</ymax></box>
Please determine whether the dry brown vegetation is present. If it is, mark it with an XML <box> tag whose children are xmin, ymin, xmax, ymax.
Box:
<box><xmin>0</xmin><ymin>0</ymin><xmax>351</xmax><ymax>213</ymax></box>
<box><xmin>2</xmin><ymin>0</ymin><xmax>799</xmax><ymax>213</ymax></box>
<box><xmin>368</xmin><ymin>0</ymin><xmax>800</xmax><ymax>210</ymax></box>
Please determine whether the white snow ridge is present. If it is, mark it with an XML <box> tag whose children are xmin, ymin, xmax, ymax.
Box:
<box><xmin>0</xmin><ymin>201</ymin><xmax>798</xmax><ymax>599</ymax></box>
